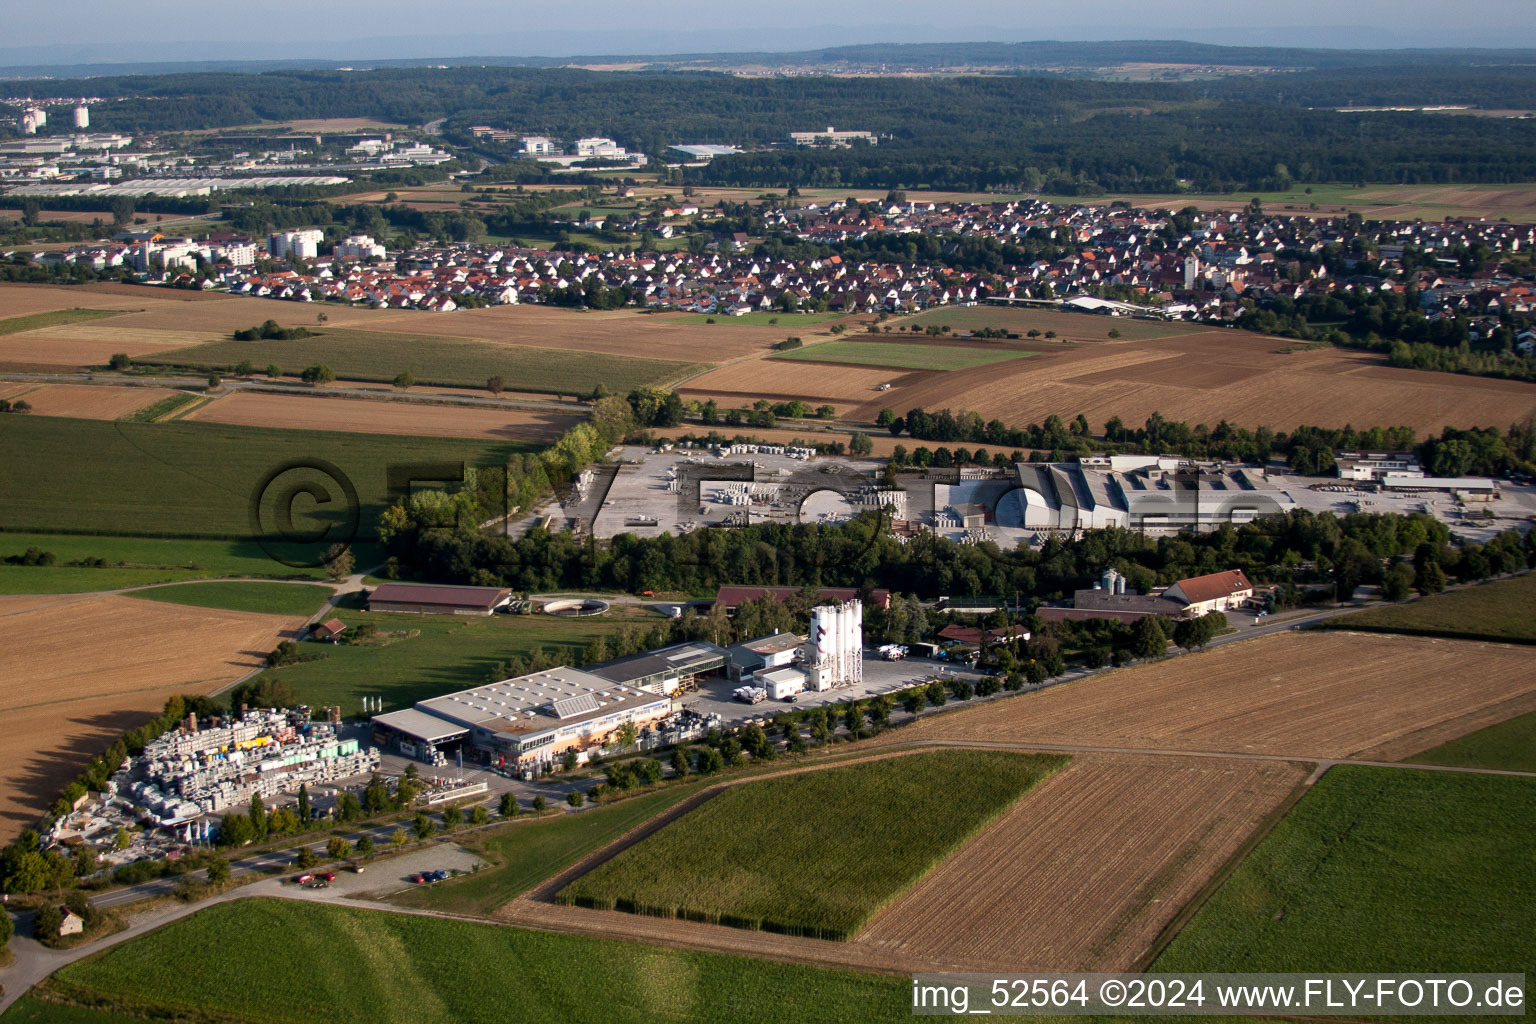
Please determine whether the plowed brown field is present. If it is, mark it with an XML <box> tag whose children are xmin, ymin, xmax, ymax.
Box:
<box><xmin>13</xmin><ymin>383</ymin><xmax>181</xmax><ymax>419</ymax></box>
<box><xmin>0</xmin><ymin>591</ymin><xmax>305</xmax><ymax>842</ymax></box>
<box><xmin>902</xmin><ymin>632</ymin><xmax>1536</xmax><ymax>758</ymax></box>
<box><xmin>852</xmin><ymin>332</ymin><xmax>1536</xmax><ymax>432</ymax></box>
<box><xmin>184</xmin><ymin>390</ymin><xmax>581</xmax><ymax>441</ymax></box>
<box><xmin>857</xmin><ymin>753</ymin><xmax>1309</xmax><ymax>971</ymax></box>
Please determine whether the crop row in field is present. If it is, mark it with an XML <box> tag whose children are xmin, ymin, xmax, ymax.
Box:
<box><xmin>0</xmin><ymin>415</ymin><xmax>532</xmax><ymax>541</ymax></box>
<box><xmin>556</xmin><ymin>750</ymin><xmax>1066</xmax><ymax>940</ymax></box>
<box><xmin>1154</xmin><ymin>766</ymin><xmax>1536</xmax><ymax>982</ymax></box>
<box><xmin>39</xmin><ymin>899</ymin><xmax>910</xmax><ymax>1024</ymax></box>
<box><xmin>1318</xmin><ymin>572</ymin><xmax>1536</xmax><ymax>644</ymax></box>
<box><xmin>773</xmin><ymin>339</ymin><xmax>1034</xmax><ymax>371</ymax></box>
<box><xmin>0</xmin><ymin>308</ymin><xmax>128</xmax><ymax>335</ymax></box>
<box><xmin>149</xmin><ymin>327</ymin><xmax>699</xmax><ymax>395</ymax></box>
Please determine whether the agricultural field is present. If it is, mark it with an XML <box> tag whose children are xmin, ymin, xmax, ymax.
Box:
<box><xmin>126</xmin><ymin>580</ymin><xmax>333</xmax><ymax>617</ymax></box>
<box><xmin>0</xmin><ymin>591</ymin><xmax>304</xmax><ymax>843</ymax></box>
<box><xmin>184</xmin><ymin>390</ymin><xmax>582</xmax><ymax>442</ymax></box>
<box><xmin>682</xmin><ymin>313</ymin><xmax>1536</xmax><ymax>433</ymax></box>
<box><xmin>1038</xmin><ymin>181</ymin><xmax>1536</xmax><ymax>221</ymax></box>
<box><xmin>899</xmin><ymin>632</ymin><xmax>1536</xmax><ymax>761</ymax></box>
<box><xmin>678</xmin><ymin>358</ymin><xmax>899</xmax><ymax>406</ymax></box>
<box><xmin>394</xmin><ymin>782</ymin><xmax>712</xmax><ymax>916</ymax></box>
<box><xmin>33</xmin><ymin>899</ymin><xmax>910</xmax><ymax>1024</ymax></box>
<box><xmin>773</xmin><ymin>339</ymin><xmax>1035</xmax><ymax>371</ymax></box>
<box><xmin>557</xmin><ymin>750</ymin><xmax>1065</xmax><ymax>940</ymax></box>
<box><xmin>666</xmin><ymin>311</ymin><xmax>847</xmax><ymax>327</ymax></box>
<box><xmin>0</xmin><ymin>308</ymin><xmax>127</xmax><ymax>335</ymax></box>
<box><xmin>1154</xmin><ymin>767</ymin><xmax>1535</xmax><ymax>980</ymax></box>
<box><xmin>0</xmin><ymin>532</ymin><xmax>351</xmax><ymax>595</ymax></box>
<box><xmin>0</xmin><ymin>415</ymin><xmax>531</xmax><ymax>539</ymax></box>
<box><xmin>900</xmin><ymin>305</ymin><xmax>1190</xmax><ymax>341</ymax></box>
<box><xmin>851</xmin><ymin>329</ymin><xmax>1536</xmax><ymax>434</ymax></box>
<box><xmin>1320</xmin><ymin>572</ymin><xmax>1536</xmax><ymax>643</ymax></box>
<box><xmin>858</xmin><ymin>753</ymin><xmax>1310</xmax><ymax>972</ymax></box>
<box><xmin>245</xmin><ymin>603</ymin><xmax>658</xmax><ymax>713</ymax></box>
<box><xmin>1</xmin><ymin>383</ymin><xmax>183</xmax><ymax>420</ymax></box>
<box><xmin>152</xmin><ymin>328</ymin><xmax>695</xmax><ymax>395</ymax></box>
<box><xmin>1405</xmin><ymin>712</ymin><xmax>1536</xmax><ymax>772</ymax></box>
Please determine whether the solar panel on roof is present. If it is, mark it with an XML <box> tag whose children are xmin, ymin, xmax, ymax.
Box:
<box><xmin>550</xmin><ymin>693</ymin><xmax>601</xmax><ymax>719</ymax></box>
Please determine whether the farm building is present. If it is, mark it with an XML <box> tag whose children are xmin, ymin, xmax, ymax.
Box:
<box><xmin>714</xmin><ymin>584</ymin><xmax>892</xmax><ymax>613</ymax></box>
<box><xmin>937</xmin><ymin>623</ymin><xmax>1031</xmax><ymax>647</ymax></box>
<box><xmin>55</xmin><ymin>908</ymin><xmax>85</xmax><ymax>937</ymax></box>
<box><xmin>1163</xmin><ymin>570</ymin><xmax>1254</xmax><ymax>615</ymax></box>
<box><xmin>377</xmin><ymin>667</ymin><xmax>672</xmax><ymax>770</ymax></box>
<box><xmin>367</xmin><ymin>582</ymin><xmax>512</xmax><ymax>615</ymax></box>
<box><xmin>309</xmin><ymin>618</ymin><xmax>347</xmax><ymax>642</ymax></box>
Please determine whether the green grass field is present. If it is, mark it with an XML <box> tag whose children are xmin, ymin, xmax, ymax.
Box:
<box><xmin>902</xmin><ymin>305</ymin><xmax>1193</xmax><ymax>341</ymax></box>
<box><xmin>251</xmin><ymin>604</ymin><xmax>654</xmax><ymax>712</ymax></box>
<box><xmin>558</xmin><ymin>750</ymin><xmax>1067</xmax><ymax>940</ymax></box>
<box><xmin>0</xmin><ymin>532</ymin><xmax>366</xmax><ymax>595</ymax></box>
<box><xmin>393</xmin><ymin>782</ymin><xmax>711</xmax><ymax>916</ymax></box>
<box><xmin>0</xmin><ymin>308</ymin><xmax>128</xmax><ymax>335</ymax></box>
<box><xmin>1406</xmin><ymin>713</ymin><xmax>1536</xmax><ymax>772</ymax></box>
<box><xmin>1154</xmin><ymin>767</ymin><xmax>1535</xmax><ymax>984</ymax></box>
<box><xmin>773</xmin><ymin>340</ymin><xmax>1035</xmax><ymax>371</ymax></box>
<box><xmin>34</xmin><ymin>899</ymin><xmax>909</xmax><ymax>1024</ymax></box>
<box><xmin>148</xmin><ymin>328</ymin><xmax>698</xmax><ymax>395</ymax></box>
<box><xmin>125</xmin><ymin>580</ymin><xmax>333</xmax><ymax>617</ymax></box>
<box><xmin>0</xmin><ymin>416</ymin><xmax>530</xmax><ymax>543</ymax></box>
<box><xmin>121</xmin><ymin>391</ymin><xmax>201</xmax><ymax>422</ymax></box>
<box><xmin>0</xmin><ymin>999</ymin><xmax>137</xmax><ymax>1024</ymax></box>
<box><xmin>1320</xmin><ymin>574</ymin><xmax>1536</xmax><ymax>643</ymax></box>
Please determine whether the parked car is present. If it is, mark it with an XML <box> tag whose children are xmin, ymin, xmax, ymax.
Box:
<box><xmin>321</xmin><ymin>872</ymin><xmax>337</xmax><ymax>882</ymax></box>
<box><xmin>410</xmin><ymin>873</ymin><xmax>426</xmax><ymax>884</ymax></box>
<box><xmin>294</xmin><ymin>873</ymin><xmax>314</xmax><ymax>884</ymax></box>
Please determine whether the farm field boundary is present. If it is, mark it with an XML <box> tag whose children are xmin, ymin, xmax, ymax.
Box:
<box><xmin>773</xmin><ymin>340</ymin><xmax>1036</xmax><ymax>371</ymax></box>
<box><xmin>554</xmin><ymin>750</ymin><xmax>1065</xmax><ymax>940</ymax></box>
<box><xmin>1313</xmin><ymin>572</ymin><xmax>1536</xmax><ymax>645</ymax></box>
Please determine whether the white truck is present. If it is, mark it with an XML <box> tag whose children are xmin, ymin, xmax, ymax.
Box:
<box><xmin>878</xmin><ymin>644</ymin><xmax>908</xmax><ymax>661</ymax></box>
<box><xmin>732</xmin><ymin>686</ymin><xmax>767</xmax><ymax>705</ymax></box>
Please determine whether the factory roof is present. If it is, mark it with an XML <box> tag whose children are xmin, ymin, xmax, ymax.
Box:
<box><xmin>587</xmin><ymin>641</ymin><xmax>727</xmax><ymax>684</ymax></box>
<box><xmin>370</xmin><ymin>708</ymin><xmax>470</xmax><ymax>744</ymax></box>
<box><xmin>732</xmin><ymin>632</ymin><xmax>806</xmax><ymax>656</ymax></box>
<box><xmin>416</xmin><ymin>667</ymin><xmax>666</xmax><ymax>737</ymax></box>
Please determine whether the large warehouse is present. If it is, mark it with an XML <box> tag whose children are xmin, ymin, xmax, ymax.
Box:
<box><xmin>373</xmin><ymin>665</ymin><xmax>682</xmax><ymax>770</ymax></box>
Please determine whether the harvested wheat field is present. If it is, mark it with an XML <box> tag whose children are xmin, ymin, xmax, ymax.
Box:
<box><xmin>354</xmin><ymin>304</ymin><xmax>852</xmax><ymax>362</ymax></box>
<box><xmin>857</xmin><ymin>753</ymin><xmax>1309</xmax><ymax>972</ymax></box>
<box><xmin>902</xmin><ymin>632</ymin><xmax>1536</xmax><ymax>760</ymax></box>
<box><xmin>185</xmin><ymin>390</ymin><xmax>582</xmax><ymax>441</ymax></box>
<box><xmin>13</xmin><ymin>383</ymin><xmax>182</xmax><ymax>419</ymax></box>
<box><xmin>0</xmin><ymin>591</ymin><xmax>304</xmax><ymax>842</ymax></box>
<box><xmin>681</xmin><ymin>359</ymin><xmax>905</xmax><ymax>405</ymax></box>
<box><xmin>0</xmin><ymin>284</ymin><xmax>148</xmax><ymax>319</ymax></box>
<box><xmin>840</xmin><ymin>330</ymin><xmax>1536</xmax><ymax>433</ymax></box>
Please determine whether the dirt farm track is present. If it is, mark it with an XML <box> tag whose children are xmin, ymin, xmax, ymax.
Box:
<box><xmin>0</xmin><ymin>591</ymin><xmax>307</xmax><ymax>844</ymax></box>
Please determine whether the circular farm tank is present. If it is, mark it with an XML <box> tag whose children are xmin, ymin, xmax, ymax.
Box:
<box><xmin>542</xmin><ymin>598</ymin><xmax>611</xmax><ymax>617</ymax></box>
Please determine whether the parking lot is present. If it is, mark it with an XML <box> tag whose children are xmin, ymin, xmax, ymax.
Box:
<box><xmin>678</xmin><ymin>653</ymin><xmax>990</xmax><ymax>728</ymax></box>
<box><xmin>267</xmin><ymin>844</ymin><xmax>486</xmax><ymax>902</ymax></box>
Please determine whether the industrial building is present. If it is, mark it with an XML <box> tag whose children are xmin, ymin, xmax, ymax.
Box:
<box><xmin>372</xmin><ymin>666</ymin><xmax>676</xmax><ymax>770</ymax></box>
<box><xmin>805</xmin><ymin>600</ymin><xmax>863</xmax><ymax>691</ymax></box>
<box><xmin>586</xmin><ymin>641</ymin><xmax>729</xmax><ymax>693</ymax></box>
<box><xmin>367</xmin><ymin>581</ymin><xmax>512</xmax><ymax>615</ymax></box>
<box><xmin>726</xmin><ymin>632</ymin><xmax>806</xmax><ymax>679</ymax></box>
<box><xmin>1163</xmin><ymin>569</ymin><xmax>1255</xmax><ymax>615</ymax></box>
<box><xmin>1002</xmin><ymin>457</ymin><xmax>1296</xmax><ymax>534</ymax></box>
<box><xmin>115</xmin><ymin>709</ymin><xmax>379</xmax><ymax>823</ymax></box>
<box><xmin>789</xmin><ymin>126</ymin><xmax>876</xmax><ymax>147</ymax></box>
<box><xmin>1336</xmin><ymin>451</ymin><xmax>1423</xmax><ymax>481</ymax></box>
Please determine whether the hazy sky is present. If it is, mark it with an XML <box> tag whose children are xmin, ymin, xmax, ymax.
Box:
<box><xmin>5</xmin><ymin>0</ymin><xmax>1535</xmax><ymax>61</ymax></box>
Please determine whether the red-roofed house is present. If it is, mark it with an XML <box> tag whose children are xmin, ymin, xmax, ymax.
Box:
<box><xmin>1163</xmin><ymin>570</ymin><xmax>1254</xmax><ymax>615</ymax></box>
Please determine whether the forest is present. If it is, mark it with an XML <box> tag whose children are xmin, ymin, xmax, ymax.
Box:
<box><xmin>7</xmin><ymin>59</ymin><xmax>1536</xmax><ymax>193</ymax></box>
